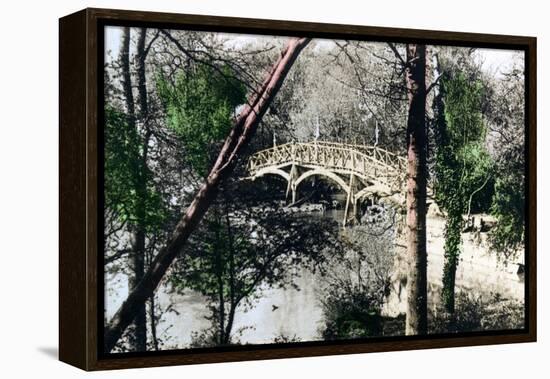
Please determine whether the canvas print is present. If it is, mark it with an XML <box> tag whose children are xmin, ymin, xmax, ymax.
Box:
<box><xmin>102</xmin><ymin>25</ymin><xmax>526</xmax><ymax>354</ymax></box>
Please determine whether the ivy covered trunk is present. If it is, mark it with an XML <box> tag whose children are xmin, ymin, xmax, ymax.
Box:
<box><xmin>434</xmin><ymin>70</ymin><xmax>491</xmax><ymax>320</ymax></box>
<box><xmin>404</xmin><ymin>44</ymin><xmax>428</xmax><ymax>336</ymax></box>
<box><xmin>442</xmin><ymin>213</ymin><xmax>462</xmax><ymax>315</ymax></box>
<box><xmin>103</xmin><ymin>37</ymin><xmax>311</xmax><ymax>352</ymax></box>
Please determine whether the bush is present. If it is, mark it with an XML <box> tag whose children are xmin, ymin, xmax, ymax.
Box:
<box><xmin>317</xmin><ymin>219</ymin><xmax>396</xmax><ymax>340</ymax></box>
<box><xmin>429</xmin><ymin>292</ymin><xmax>524</xmax><ymax>334</ymax></box>
<box><xmin>320</xmin><ymin>286</ymin><xmax>383</xmax><ymax>340</ymax></box>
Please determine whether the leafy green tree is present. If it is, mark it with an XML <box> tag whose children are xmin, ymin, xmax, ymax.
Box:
<box><xmin>156</xmin><ymin>64</ymin><xmax>247</xmax><ymax>175</ymax></box>
<box><xmin>490</xmin><ymin>172</ymin><xmax>524</xmax><ymax>255</ymax></box>
<box><xmin>169</xmin><ymin>202</ymin><xmax>340</xmax><ymax>346</ymax></box>
<box><xmin>104</xmin><ymin>37</ymin><xmax>311</xmax><ymax>352</ymax></box>
<box><xmin>104</xmin><ymin>27</ymin><xmax>169</xmax><ymax>351</ymax></box>
<box><xmin>104</xmin><ymin>104</ymin><xmax>170</xmax><ymax>352</ymax></box>
<box><xmin>434</xmin><ymin>72</ymin><xmax>494</xmax><ymax>316</ymax></box>
<box><xmin>104</xmin><ymin>107</ymin><xmax>167</xmax><ymax>234</ymax></box>
<box><xmin>154</xmin><ymin>64</ymin><xmax>254</xmax><ymax>346</ymax></box>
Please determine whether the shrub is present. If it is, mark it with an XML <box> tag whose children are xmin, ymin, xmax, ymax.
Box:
<box><xmin>429</xmin><ymin>292</ymin><xmax>524</xmax><ymax>334</ymax></box>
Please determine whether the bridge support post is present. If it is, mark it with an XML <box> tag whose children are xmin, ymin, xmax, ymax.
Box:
<box><xmin>286</xmin><ymin>164</ymin><xmax>298</xmax><ymax>205</ymax></box>
<box><xmin>343</xmin><ymin>174</ymin><xmax>356</xmax><ymax>228</ymax></box>
<box><xmin>352</xmin><ymin>197</ymin><xmax>359</xmax><ymax>223</ymax></box>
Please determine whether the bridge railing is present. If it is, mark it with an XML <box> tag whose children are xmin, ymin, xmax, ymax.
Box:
<box><xmin>318</xmin><ymin>142</ymin><xmax>406</xmax><ymax>171</ymax></box>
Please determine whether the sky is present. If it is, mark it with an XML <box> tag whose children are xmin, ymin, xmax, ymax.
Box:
<box><xmin>475</xmin><ymin>48</ymin><xmax>522</xmax><ymax>78</ymax></box>
<box><xmin>104</xmin><ymin>26</ymin><xmax>522</xmax><ymax>81</ymax></box>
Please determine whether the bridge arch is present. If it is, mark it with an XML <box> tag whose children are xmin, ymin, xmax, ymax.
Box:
<box><xmin>252</xmin><ymin>167</ymin><xmax>291</xmax><ymax>182</ymax></box>
<box><xmin>246</xmin><ymin>141</ymin><xmax>416</xmax><ymax>226</ymax></box>
<box><xmin>295</xmin><ymin>168</ymin><xmax>350</xmax><ymax>195</ymax></box>
<box><xmin>355</xmin><ymin>184</ymin><xmax>405</xmax><ymax>208</ymax></box>
<box><xmin>355</xmin><ymin>184</ymin><xmax>392</xmax><ymax>200</ymax></box>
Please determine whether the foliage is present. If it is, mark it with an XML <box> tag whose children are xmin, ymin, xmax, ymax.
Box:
<box><xmin>434</xmin><ymin>71</ymin><xmax>494</xmax><ymax>313</ymax></box>
<box><xmin>490</xmin><ymin>173</ymin><xmax>525</xmax><ymax>256</ymax></box>
<box><xmin>318</xmin><ymin>213</ymin><xmax>396</xmax><ymax>340</ymax></box>
<box><xmin>272</xmin><ymin>334</ymin><xmax>302</xmax><ymax>344</ymax></box>
<box><xmin>104</xmin><ymin>106</ymin><xmax>168</xmax><ymax>233</ymax></box>
<box><xmin>435</xmin><ymin>72</ymin><xmax>494</xmax><ymax>214</ymax></box>
<box><xmin>169</xmin><ymin>202</ymin><xmax>342</xmax><ymax>346</ymax></box>
<box><xmin>103</xmin><ymin>29</ymin><xmax>527</xmax><ymax>349</ymax></box>
<box><xmin>320</xmin><ymin>284</ymin><xmax>383</xmax><ymax>339</ymax></box>
<box><xmin>429</xmin><ymin>292</ymin><xmax>524</xmax><ymax>334</ymax></box>
<box><xmin>488</xmin><ymin>66</ymin><xmax>526</xmax><ymax>257</ymax></box>
<box><xmin>156</xmin><ymin>64</ymin><xmax>246</xmax><ymax>175</ymax></box>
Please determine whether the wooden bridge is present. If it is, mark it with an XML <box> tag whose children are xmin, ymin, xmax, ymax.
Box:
<box><xmin>247</xmin><ymin>141</ymin><xmax>410</xmax><ymax>226</ymax></box>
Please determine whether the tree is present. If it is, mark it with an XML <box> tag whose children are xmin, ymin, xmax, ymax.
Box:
<box><xmin>403</xmin><ymin>44</ymin><xmax>428</xmax><ymax>335</ymax></box>
<box><xmin>316</xmin><ymin>41</ymin><xmax>408</xmax><ymax>152</ymax></box>
<box><xmin>156</xmin><ymin>60</ymin><xmax>336</xmax><ymax>346</ymax></box>
<box><xmin>359</xmin><ymin>42</ymin><xmax>429</xmax><ymax>335</ymax></box>
<box><xmin>318</xmin><ymin>208</ymin><xmax>396</xmax><ymax>340</ymax></box>
<box><xmin>434</xmin><ymin>71</ymin><xmax>493</xmax><ymax>316</ymax></box>
<box><xmin>103</xmin><ymin>37</ymin><xmax>311</xmax><ymax>352</ymax></box>
<box><xmin>170</xmin><ymin>202</ymin><xmax>339</xmax><ymax>346</ymax></box>
<box><xmin>156</xmin><ymin>64</ymin><xmax>247</xmax><ymax>175</ymax></box>
<box><xmin>121</xmin><ymin>27</ymin><xmax>146</xmax><ymax>351</ymax></box>
<box><xmin>487</xmin><ymin>64</ymin><xmax>525</xmax><ymax>256</ymax></box>
<box><xmin>104</xmin><ymin>27</ymin><xmax>164</xmax><ymax>351</ymax></box>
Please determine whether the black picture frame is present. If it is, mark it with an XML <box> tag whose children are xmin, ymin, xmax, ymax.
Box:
<box><xmin>59</xmin><ymin>7</ymin><xmax>537</xmax><ymax>371</ymax></box>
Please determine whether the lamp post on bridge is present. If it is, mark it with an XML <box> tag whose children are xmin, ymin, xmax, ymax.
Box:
<box><xmin>314</xmin><ymin>115</ymin><xmax>320</xmax><ymax>142</ymax></box>
<box><xmin>374</xmin><ymin>120</ymin><xmax>380</xmax><ymax>147</ymax></box>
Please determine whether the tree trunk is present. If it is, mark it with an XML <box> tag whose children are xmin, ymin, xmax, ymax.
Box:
<box><xmin>431</xmin><ymin>53</ymin><xmax>457</xmax><ymax>317</ymax></box>
<box><xmin>224</xmin><ymin>208</ymin><xmax>236</xmax><ymax>343</ymax></box>
<box><xmin>149</xmin><ymin>295</ymin><xmax>159</xmax><ymax>351</ymax></box>
<box><xmin>104</xmin><ymin>37</ymin><xmax>311</xmax><ymax>352</ymax></box>
<box><xmin>214</xmin><ymin>209</ymin><xmax>226</xmax><ymax>345</ymax></box>
<box><xmin>120</xmin><ymin>27</ymin><xmax>147</xmax><ymax>351</ymax></box>
<box><xmin>120</xmin><ymin>28</ymin><xmax>135</xmax><ymax>121</ymax></box>
<box><xmin>128</xmin><ymin>232</ymin><xmax>146</xmax><ymax>350</ymax></box>
<box><xmin>404</xmin><ymin>44</ymin><xmax>428</xmax><ymax>335</ymax></box>
<box><xmin>442</xmin><ymin>207</ymin><xmax>463</xmax><ymax>323</ymax></box>
<box><xmin>136</xmin><ymin>28</ymin><xmax>148</xmax><ymax>120</ymax></box>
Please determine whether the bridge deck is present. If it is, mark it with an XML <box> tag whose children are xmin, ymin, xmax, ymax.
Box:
<box><xmin>248</xmin><ymin>141</ymin><xmax>407</xmax><ymax>191</ymax></box>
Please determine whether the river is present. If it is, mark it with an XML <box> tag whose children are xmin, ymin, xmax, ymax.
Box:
<box><xmin>105</xmin><ymin>202</ymin><xmax>525</xmax><ymax>349</ymax></box>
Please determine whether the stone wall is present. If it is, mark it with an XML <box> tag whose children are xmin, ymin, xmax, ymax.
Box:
<box><xmin>382</xmin><ymin>212</ymin><xmax>525</xmax><ymax>317</ymax></box>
